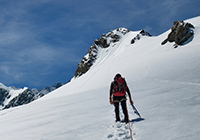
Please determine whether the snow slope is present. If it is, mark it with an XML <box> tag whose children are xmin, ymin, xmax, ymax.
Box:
<box><xmin>0</xmin><ymin>16</ymin><xmax>200</xmax><ymax>140</ymax></box>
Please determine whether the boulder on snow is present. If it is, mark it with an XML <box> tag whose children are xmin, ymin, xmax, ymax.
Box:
<box><xmin>161</xmin><ymin>21</ymin><xmax>194</xmax><ymax>46</ymax></box>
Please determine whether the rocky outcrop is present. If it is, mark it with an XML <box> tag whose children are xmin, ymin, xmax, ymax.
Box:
<box><xmin>74</xmin><ymin>44</ymin><xmax>98</xmax><ymax>78</ymax></box>
<box><xmin>74</xmin><ymin>28</ymin><xmax>131</xmax><ymax>78</ymax></box>
<box><xmin>0</xmin><ymin>88</ymin><xmax>9</xmax><ymax>106</ymax></box>
<box><xmin>3</xmin><ymin>89</ymin><xmax>35</xmax><ymax>109</ymax></box>
<box><xmin>161</xmin><ymin>21</ymin><xmax>194</xmax><ymax>47</ymax></box>
<box><xmin>131</xmin><ymin>30</ymin><xmax>152</xmax><ymax>44</ymax></box>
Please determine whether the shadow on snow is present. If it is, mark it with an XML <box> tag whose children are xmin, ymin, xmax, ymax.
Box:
<box><xmin>130</xmin><ymin>118</ymin><xmax>145</xmax><ymax>123</ymax></box>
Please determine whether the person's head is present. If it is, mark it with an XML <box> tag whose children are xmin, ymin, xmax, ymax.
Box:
<box><xmin>114</xmin><ymin>73</ymin><xmax>121</xmax><ymax>81</ymax></box>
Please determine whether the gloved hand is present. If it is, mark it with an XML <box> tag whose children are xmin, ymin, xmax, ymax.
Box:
<box><xmin>130</xmin><ymin>99</ymin><xmax>134</xmax><ymax>105</ymax></box>
<box><xmin>110</xmin><ymin>98</ymin><xmax>114</xmax><ymax>105</ymax></box>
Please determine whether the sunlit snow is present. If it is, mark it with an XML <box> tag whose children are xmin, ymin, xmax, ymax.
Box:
<box><xmin>0</xmin><ymin>16</ymin><xmax>200</xmax><ymax>140</ymax></box>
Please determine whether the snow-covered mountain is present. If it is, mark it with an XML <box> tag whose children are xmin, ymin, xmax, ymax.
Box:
<box><xmin>0</xmin><ymin>83</ymin><xmax>29</xmax><ymax>110</ymax></box>
<box><xmin>74</xmin><ymin>28</ymin><xmax>151</xmax><ymax>78</ymax></box>
<box><xmin>0</xmin><ymin>82</ymin><xmax>64</xmax><ymax>110</ymax></box>
<box><xmin>0</xmin><ymin>16</ymin><xmax>200</xmax><ymax>140</ymax></box>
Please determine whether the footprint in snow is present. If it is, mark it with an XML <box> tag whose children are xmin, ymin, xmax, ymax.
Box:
<box><xmin>107</xmin><ymin>122</ymin><xmax>133</xmax><ymax>139</ymax></box>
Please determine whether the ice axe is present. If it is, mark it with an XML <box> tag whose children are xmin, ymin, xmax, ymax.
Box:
<box><xmin>131</xmin><ymin>104</ymin><xmax>141</xmax><ymax>118</ymax></box>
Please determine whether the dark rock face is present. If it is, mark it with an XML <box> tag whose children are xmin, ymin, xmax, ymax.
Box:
<box><xmin>3</xmin><ymin>89</ymin><xmax>35</xmax><ymax>109</ymax></box>
<box><xmin>131</xmin><ymin>30</ymin><xmax>152</xmax><ymax>44</ymax></box>
<box><xmin>74</xmin><ymin>28</ymin><xmax>131</xmax><ymax>78</ymax></box>
<box><xmin>161</xmin><ymin>21</ymin><xmax>194</xmax><ymax>47</ymax></box>
<box><xmin>0</xmin><ymin>89</ymin><xmax>9</xmax><ymax>106</ymax></box>
<box><xmin>74</xmin><ymin>44</ymin><xmax>98</xmax><ymax>78</ymax></box>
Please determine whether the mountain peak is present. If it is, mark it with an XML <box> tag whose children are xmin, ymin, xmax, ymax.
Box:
<box><xmin>74</xmin><ymin>28</ymin><xmax>151</xmax><ymax>78</ymax></box>
<box><xmin>94</xmin><ymin>28</ymin><xmax>131</xmax><ymax>48</ymax></box>
<box><xmin>0</xmin><ymin>83</ymin><xmax>16</xmax><ymax>92</ymax></box>
<box><xmin>0</xmin><ymin>83</ymin><xmax>7</xmax><ymax>89</ymax></box>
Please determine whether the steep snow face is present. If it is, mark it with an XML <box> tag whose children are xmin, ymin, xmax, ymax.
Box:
<box><xmin>73</xmin><ymin>28</ymin><xmax>130</xmax><ymax>78</ymax></box>
<box><xmin>0</xmin><ymin>16</ymin><xmax>200</xmax><ymax>140</ymax></box>
<box><xmin>73</xmin><ymin>28</ymin><xmax>151</xmax><ymax>78</ymax></box>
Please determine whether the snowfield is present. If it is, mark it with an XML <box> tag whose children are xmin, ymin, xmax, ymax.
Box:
<box><xmin>0</xmin><ymin>16</ymin><xmax>200</xmax><ymax>140</ymax></box>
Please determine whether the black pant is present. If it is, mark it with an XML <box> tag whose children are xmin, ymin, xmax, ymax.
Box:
<box><xmin>113</xmin><ymin>96</ymin><xmax>129</xmax><ymax>123</ymax></box>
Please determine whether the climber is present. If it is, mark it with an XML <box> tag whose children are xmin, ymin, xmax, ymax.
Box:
<box><xmin>109</xmin><ymin>73</ymin><xmax>133</xmax><ymax>123</ymax></box>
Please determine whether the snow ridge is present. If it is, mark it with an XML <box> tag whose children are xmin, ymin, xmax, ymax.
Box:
<box><xmin>73</xmin><ymin>28</ymin><xmax>151</xmax><ymax>79</ymax></box>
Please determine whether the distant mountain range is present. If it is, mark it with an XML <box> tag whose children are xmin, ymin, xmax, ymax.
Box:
<box><xmin>0</xmin><ymin>82</ymin><xmax>64</xmax><ymax>110</ymax></box>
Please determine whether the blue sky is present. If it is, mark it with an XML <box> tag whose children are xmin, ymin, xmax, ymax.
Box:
<box><xmin>0</xmin><ymin>0</ymin><xmax>199</xmax><ymax>89</ymax></box>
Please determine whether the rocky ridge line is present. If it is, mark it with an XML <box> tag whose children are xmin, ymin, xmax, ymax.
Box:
<box><xmin>74</xmin><ymin>28</ymin><xmax>151</xmax><ymax>78</ymax></box>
